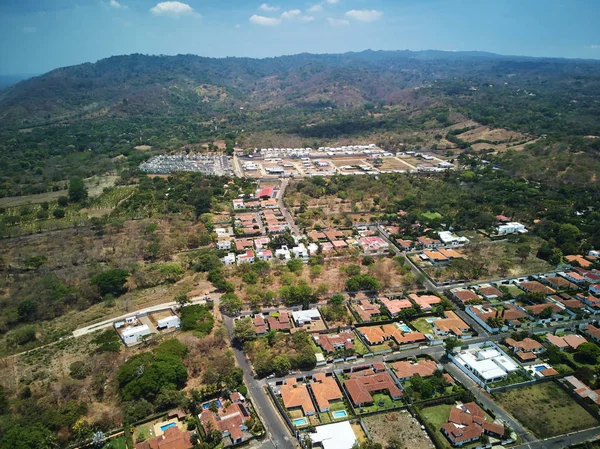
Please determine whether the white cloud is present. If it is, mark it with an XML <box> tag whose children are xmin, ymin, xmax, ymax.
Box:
<box><xmin>150</xmin><ymin>1</ymin><xmax>199</xmax><ymax>17</ymax></box>
<box><xmin>109</xmin><ymin>0</ymin><xmax>127</xmax><ymax>9</ymax></box>
<box><xmin>326</xmin><ymin>0</ymin><xmax>340</xmax><ymax>4</ymax></box>
<box><xmin>281</xmin><ymin>9</ymin><xmax>314</xmax><ymax>22</ymax></box>
<box><xmin>586</xmin><ymin>44</ymin><xmax>600</xmax><ymax>49</ymax></box>
<box><xmin>307</xmin><ymin>4</ymin><xmax>323</xmax><ymax>13</ymax></box>
<box><xmin>345</xmin><ymin>9</ymin><xmax>383</xmax><ymax>22</ymax></box>
<box><xmin>327</xmin><ymin>17</ymin><xmax>349</xmax><ymax>26</ymax></box>
<box><xmin>23</xmin><ymin>26</ymin><xmax>36</xmax><ymax>33</ymax></box>
<box><xmin>249</xmin><ymin>14</ymin><xmax>281</xmax><ymax>26</ymax></box>
<box><xmin>259</xmin><ymin>3</ymin><xmax>279</xmax><ymax>11</ymax></box>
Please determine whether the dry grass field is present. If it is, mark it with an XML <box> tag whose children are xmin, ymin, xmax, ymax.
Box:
<box><xmin>457</xmin><ymin>126</ymin><xmax>526</xmax><ymax>143</ymax></box>
<box><xmin>364</xmin><ymin>411</ymin><xmax>434</xmax><ymax>449</ymax></box>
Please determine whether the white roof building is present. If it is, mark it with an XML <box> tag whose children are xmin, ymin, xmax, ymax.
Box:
<box><xmin>221</xmin><ymin>253</ymin><xmax>236</xmax><ymax>265</ymax></box>
<box><xmin>438</xmin><ymin>231</ymin><xmax>469</xmax><ymax>245</ymax></box>
<box><xmin>498</xmin><ymin>222</ymin><xmax>527</xmax><ymax>235</ymax></box>
<box><xmin>452</xmin><ymin>343</ymin><xmax>519</xmax><ymax>385</ymax></box>
<box><xmin>309</xmin><ymin>421</ymin><xmax>357</xmax><ymax>449</ymax></box>
<box><xmin>275</xmin><ymin>246</ymin><xmax>291</xmax><ymax>260</ymax></box>
<box><xmin>292</xmin><ymin>309</ymin><xmax>321</xmax><ymax>326</ymax></box>
<box><xmin>121</xmin><ymin>324</ymin><xmax>151</xmax><ymax>345</ymax></box>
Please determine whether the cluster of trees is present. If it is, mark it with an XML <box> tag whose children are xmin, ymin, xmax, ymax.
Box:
<box><xmin>405</xmin><ymin>371</ymin><xmax>452</xmax><ymax>400</ymax></box>
<box><xmin>346</xmin><ymin>274</ymin><xmax>380</xmax><ymax>292</ymax></box>
<box><xmin>320</xmin><ymin>294</ymin><xmax>350</xmax><ymax>323</ymax></box>
<box><xmin>118</xmin><ymin>339</ymin><xmax>188</xmax><ymax>400</ymax></box>
<box><xmin>180</xmin><ymin>305</ymin><xmax>215</xmax><ymax>336</ymax></box>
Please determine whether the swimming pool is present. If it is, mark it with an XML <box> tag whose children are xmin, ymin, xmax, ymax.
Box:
<box><xmin>160</xmin><ymin>422</ymin><xmax>177</xmax><ymax>433</ymax></box>
<box><xmin>332</xmin><ymin>410</ymin><xmax>348</xmax><ymax>419</ymax></box>
<box><xmin>397</xmin><ymin>324</ymin><xmax>411</xmax><ymax>333</ymax></box>
<box><xmin>202</xmin><ymin>399</ymin><xmax>223</xmax><ymax>409</ymax></box>
<box><xmin>534</xmin><ymin>365</ymin><xmax>548</xmax><ymax>372</ymax></box>
<box><xmin>293</xmin><ymin>417</ymin><xmax>308</xmax><ymax>426</ymax></box>
<box><xmin>425</xmin><ymin>317</ymin><xmax>440</xmax><ymax>323</ymax></box>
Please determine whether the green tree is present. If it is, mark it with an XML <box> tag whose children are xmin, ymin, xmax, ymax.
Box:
<box><xmin>444</xmin><ymin>337</ymin><xmax>460</xmax><ymax>355</ymax></box>
<box><xmin>575</xmin><ymin>342</ymin><xmax>600</xmax><ymax>364</ymax></box>
<box><xmin>220</xmin><ymin>293</ymin><xmax>243</xmax><ymax>315</ymax></box>
<box><xmin>91</xmin><ymin>268</ymin><xmax>129</xmax><ymax>297</ymax></box>
<box><xmin>233</xmin><ymin>317</ymin><xmax>256</xmax><ymax>345</ymax></box>
<box><xmin>287</xmin><ymin>258</ymin><xmax>304</xmax><ymax>274</ymax></box>
<box><xmin>68</xmin><ymin>177</ymin><xmax>88</xmax><ymax>203</ymax></box>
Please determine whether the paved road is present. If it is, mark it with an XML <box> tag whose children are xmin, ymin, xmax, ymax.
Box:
<box><xmin>223</xmin><ymin>316</ymin><xmax>297</xmax><ymax>449</ymax></box>
<box><xmin>72</xmin><ymin>298</ymin><xmax>208</xmax><ymax>337</ymax></box>
<box><xmin>277</xmin><ymin>178</ymin><xmax>301</xmax><ymax>236</ymax></box>
<box><xmin>513</xmin><ymin>426</ymin><xmax>600</xmax><ymax>449</ymax></box>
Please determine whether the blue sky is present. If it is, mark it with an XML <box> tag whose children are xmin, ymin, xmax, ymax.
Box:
<box><xmin>1</xmin><ymin>0</ymin><xmax>599</xmax><ymax>75</ymax></box>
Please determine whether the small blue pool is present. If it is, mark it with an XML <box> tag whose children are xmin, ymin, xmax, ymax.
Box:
<box><xmin>534</xmin><ymin>365</ymin><xmax>547</xmax><ymax>372</ymax></box>
<box><xmin>332</xmin><ymin>410</ymin><xmax>348</xmax><ymax>419</ymax></box>
<box><xmin>425</xmin><ymin>317</ymin><xmax>440</xmax><ymax>323</ymax></box>
<box><xmin>398</xmin><ymin>324</ymin><xmax>411</xmax><ymax>333</ymax></box>
<box><xmin>293</xmin><ymin>417</ymin><xmax>308</xmax><ymax>426</ymax></box>
<box><xmin>160</xmin><ymin>422</ymin><xmax>177</xmax><ymax>432</ymax></box>
<box><xmin>202</xmin><ymin>399</ymin><xmax>223</xmax><ymax>409</ymax></box>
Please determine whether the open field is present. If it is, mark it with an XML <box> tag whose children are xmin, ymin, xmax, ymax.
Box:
<box><xmin>378</xmin><ymin>158</ymin><xmax>412</xmax><ymax>171</ymax></box>
<box><xmin>419</xmin><ymin>239</ymin><xmax>554</xmax><ymax>283</ymax></box>
<box><xmin>331</xmin><ymin>158</ymin><xmax>371</xmax><ymax>169</ymax></box>
<box><xmin>363</xmin><ymin>410</ymin><xmax>434</xmax><ymax>449</ymax></box>
<box><xmin>457</xmin><ymin>126</ymin><xmax>527</xmax><ymax>143</ymax></box>
<box><xmin>0</xmin><ymin>175</ymin><xmax>120</xmax><ymax>208</ymax></box>
<box><xmin>494</xmin><ymin>382</ymin><xmax>598</xmax><ymax>438</ymax></box>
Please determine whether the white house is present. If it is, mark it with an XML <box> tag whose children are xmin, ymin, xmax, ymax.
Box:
<box><xmin>292</xmin><ymin>309</ymin><xmax>321</xmax><ymax>326</ymax></box>
<box><xmin>438</xmin><ymin>231</ymin><xmax>469</xmax><ymax>246</ymax></box>
<box><xmin>217</xmin><ymin>240</ymin><xmax>232</xmax><ymax>250</ymax></box>
<box><xmin>257</xmin><ymin>249</ymin><xmax>273</xmax><ymax>261</ymax></box>
<box><xmin>498</xmin><ymin>222</ymin><xmax>527</xmax><ymax>235</ymax></box>
<box><xmin>237</xmin><ymin>250</ymin><xmax>255</xmax><ymax>265</ymax></box>
<box><xmin>221</xmin><ymin>253</ymin><xmax>236</xmax><ymax>265</ymax></box>
<box><xmin>121</xmin><ymin>324</ymin><xmax>151</xmax><ymax>345</ymax></box>
<box><xmin>215</xmin><ymin>228</ymin><xmax>230</xmax><ymax>238</ymax></box>
<box><xmin>157</xmin><ymin>315</ymin><xmax>181</xmax><ymax>330</ymax></box>
<box><xmin>275</xmin><ymin>246</ymin><xmax>291</xmax><ymax>260</ymax></box>
<box><xmin>308</xmin><ymin>242</ymin><xmax>319</xmax><ymax>255</ymax></box>
<box><xmin>292</xmin><ymin>243</ymin><xmax>309</xmax><ymax>260</ymax></box>
<box><xmin>232</xmin><ymin>199</ymin><xmax>245</xmax><ymax>210</ymax></box>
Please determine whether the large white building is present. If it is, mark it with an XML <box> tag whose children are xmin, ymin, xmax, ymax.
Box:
<box><xmin>452</xmin><ymin>344</ymin><xmax>519</xmax><ymax>385</ymax></box>
<box><xmin>157</xmin><ymin>315</ymin><xmax>180</xmax><ymax>330</ymax></box>
<box><xmin>438</xmin><ymin>231</ymin><xmax>469</xmax><ymax>246</ymax></box>
<box><xmin>309</xmin><ymin>421</ymin><xmax>357</xmax><ymax>449</ymax></box>
<box><xmin>121</xmin><ymin>324</ymin><xmax>152</xmax><ymax>345</ymax></box>
<box><xmin>497</xmin><ymin>222</ymin><xmax>527</xmax><ymax>235</ymax></box>
<box><xmin>292</xmin><ymin>309</ymin><xmax>321</xmax><ymax>326</ymax></box>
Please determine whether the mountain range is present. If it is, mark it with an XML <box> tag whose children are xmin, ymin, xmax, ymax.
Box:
<box><xmin>2</xmin><ymin>49</ymin><xmax>600</xmax><ymax>130</ymax></box>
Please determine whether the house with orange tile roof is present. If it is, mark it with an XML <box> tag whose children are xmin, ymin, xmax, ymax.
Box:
<box><xmin>353</xmin><ymin>299</ymin><xmax>381</xmax><ymax>322</ymax></box>
<box><xmin>253</xmin><ymin>314</ymin><xmax>268</xmax><ymax>335</ymax></box>
<box><xmin>583</xmin><ymin>324</ymin><xmax>600</xmax><ymax>343</ymax></box>
<box><xmin>313</xmin><ymin>332</ymin><xmax>355</xmax><ymax>354</ymax></box>
<box><xmin>279</xmin><ymin>378</ymin><xmax>316</xmax><ymax>416</ymax></box>
<box><xmin>560</xmin><ymin>271</ymin><xmax>586</xmax><ymax>285</ymax></box>
<box><xmin>343</xmin><ymin>371</ymin><xmax>402</xmax><ymax>407</ymax></box>
<box><xmin>450</xmin><ymin>288</ymin><xmax>482</xmax><ymax>305</ymax></box>
<box><xmin>310</xmin><ymin>373</ymin><xmax>344</xmax><ymax>412</ymax></box>
<box><xmin>545</xmin><ymin>333</ymin><xmax>587</xmax><ymax>351</ymax></box>
<box><xmin>519</xmin><ymin>280</ymin><xmax>555</xmax><ymax>295</ymax></box>
<box><xmin>438</xmin><ymin>248</ymin><xmax>464</xmax><ymax>260</ymax></box>
<box><xmin>199</xmin><ymin>401</ymin><xmax>250</xmax><ymax>445</ymax></box>
<box><xmin>357</xmin><ymin>326</ymin><xmax>386</xmax><ymax>345</ymax></box>
<box><xmin>440</xmin><ymin>402</ymin><xmax>504</xmax><ymax>447</ymax></box>
<box><xmin>324</xmin><ymin>229</ymin><xmax>344</xmax><ymax>242</ymax></box>
<box><xmin>477</xmin><ymin>286</ymin><xmax>504</xmax><ymax>300</ymax></box>
<box><xmin>396</xmin><ymin>239</ymin><xmax>414</xmax><ymax>251</ymax></box>
<box><xmin>391</xmin><ymin>359</ymin><xmax>439</xmax><ymax>380</ymax></box>
<box><xmin>505</xmin><ymin>337</ymin><xmax>544</xmax><ymax>356</ymax></box>
<box><xmin>135</xmin><ymin>426</ymin><xmax>192</xmax><ymax>449</ymax></box>
<box><xmin>379</xmin><ymin>297</ymin><xmax>413</xmax><ymax>317</ymax></box>
<box><xmin>421</xmin><ymin>250</ymin><xmax>448</xmax><ymax>264</ymax></box>
<box><xmin>565</xmin><ymin>255</ymin><xmax>593</xmax><ymax>268</ymax></box>
<box><xmin>433</xmin><ymin>311</ymin><xmax>471</xmax><ymax>337</ymax></box>
<box><xmin>416</xmin><ymin>236</ymin><xmax>442</xmax><ymax>248</ymax></box>
<box><xmin>409</xmin><ymin>293</ymin><xmax>441</xmax><ymax>311</ymax></box>
<box><xmin>267</xmin><ymin>312</ymin><xmax>291</xmax><ymax>332</ymax></box>
<box><xmin>308</xmin><ymin>230</ymin><xmax>327</xmax><ymax>241</ymax></box>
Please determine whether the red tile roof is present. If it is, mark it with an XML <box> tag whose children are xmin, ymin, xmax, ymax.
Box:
<box><xmin>344</xmin><ymin>372</ymin><xmax>402</xmax><ymax>405</ymax></box>
<box><xmin>135</xmin><ymin>426</ymin><xmax>192</xmax><ymax>449</ymax></box>
<box><xmin>391</xmin><ymin>359</ymin><xmax>438</xmax><ymax>379</ymax></box>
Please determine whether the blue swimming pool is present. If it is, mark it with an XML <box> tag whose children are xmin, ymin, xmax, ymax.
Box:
<box><xmin>425</xmin><ymin>317</ymin><xmax>440</xmax><ymax>323</ymax></box>
<box><xmin>332</xmin><ymin>410</ymin><xmax>348</xmax><ymax>419</ymax></box>
<box><xmin>293</xmin><ymin>417</ymin><xmax>308</xmax><ymax>426</ymax></box>
<box><xmin>160</xmin><ymin>422</ymin><xmax>177</xmax><ymax>433</ymax></box>
<box><xmin>202</xmin><ymin>399</ymin><xmax>223</xmax><ymax>409</ymax></box>
<box><xmin>534</xmin><ymin>365</ymin><xmax>547</xmax><ymax>372</ymax></box>
<box><xmin>398</xmin><ymin>324</ymin><xmax>411</xmax><ymax>333</ymax></box>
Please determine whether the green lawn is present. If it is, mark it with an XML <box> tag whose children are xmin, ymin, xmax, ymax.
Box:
<box><xmin>494</xmin><ymin>382</ymin><xmax>599</xmax><ymax>438</ymax></box>
<box><xmin>411</xmin><ymin>318</ymin><xmax>434</xmax><ymax>335</ymax></box>
<box><xmin>309</xmin><ymin>339</ymin><xmax>323</xmax><ymax>354</ymax></box>
<box><xmin>353</xmin><ymin>335</ymin><xmax>370</xmax><ymax>355</ymax></box>
<box><xmin>487</xmin><ymin>370</ymin><xmax>532</xmax><ymax>388</ymax></box>
<box><xmin>104</xmin><ymin>437</ymin><xmax>127</xmax><ymax>449</ymax></box>
<box><xmin>421</xmin><ymin>211</ymin><xmax>443</xmax><ymax>221</ymax></box>
<box><xmin>355</xmin><ymin>393</ymin><xmax>403</xmax><ymax>414</ymax></box>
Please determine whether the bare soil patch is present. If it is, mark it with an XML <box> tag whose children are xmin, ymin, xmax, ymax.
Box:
<box><xmin>363</xmin><ymin>411</ymin><xmax>434</xmax><ymax>449</ymax></box>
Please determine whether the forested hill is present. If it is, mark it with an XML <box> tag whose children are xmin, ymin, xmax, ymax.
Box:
<box><xmin>1</xmin><ymin>50</ymin><xmax>600</xmax><ymax>133</ymax></box>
